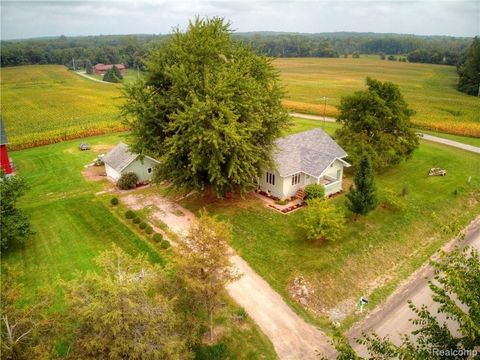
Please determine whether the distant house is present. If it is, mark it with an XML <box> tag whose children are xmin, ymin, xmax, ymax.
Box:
<box><xmin>102</xmin><ymin>143</ymin><xmax>159</xmax><ymax>183</ymax></box>
<box><xmin>0</xmin><ymin>116</ymin><xmax>13</xmax><ymax>175</ymax></box>
<box><xmin>92</xmin><ymin>63</ymin><xmax>126</xmax><ymax>75</ymax></box>
<box><xmin>258</xmin><ymin>128</ymin><xmax>350</xmax><ymax>199</ymax></box>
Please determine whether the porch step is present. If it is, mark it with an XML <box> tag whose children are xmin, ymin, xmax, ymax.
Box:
<box><xmin>295</xmin><ymin>188</ymin><xmax>305</xmax><ymax>200</ymax></box>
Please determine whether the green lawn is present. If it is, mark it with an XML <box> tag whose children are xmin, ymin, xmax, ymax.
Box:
<box><xmin>275</xmin><ymin>57</ymin><xmax>480</xmax><ymax>137</ymax></box>
<box><xmin>178</xmin><ymin>129</ymin><xmax>480</xmax><ymax>331</ymax></box>
<box><xmin>3</xmin><ymin>133</ymin><xmax>276</xmax><ymax>358</ymax></box>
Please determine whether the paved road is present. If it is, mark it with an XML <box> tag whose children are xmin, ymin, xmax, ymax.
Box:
<box><xmin>122</xmin><ymin>192</ymin><xmax>336</xmax><ymax>359</ymax></box>
<box><xmin>347</xmin><ymin>216</ymin><xmax>480</xmax><ymax>356</ymax></box>
<box><xmin>74</xmin><ymin>71</ymin><xmax>115</xmax><ymax>84</ymax></box>
<box><xmin>290</xmin><ymin>112</ymin><xmax>480</xmax><ymax>154</ymax></box>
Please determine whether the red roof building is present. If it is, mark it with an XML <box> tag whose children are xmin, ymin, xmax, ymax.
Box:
<box><xmin>92</xmin><ymin>63</ymin><xmax>126</xmax><ymax>75</ymax></box>
<box><xmin>0</xmin><ymin>116</ymin><xmax>13</xmax><ymax>175</ymax></box>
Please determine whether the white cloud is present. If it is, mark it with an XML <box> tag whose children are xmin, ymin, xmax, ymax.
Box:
<box><xmin>1</xmin><ymin>0</ymin><xmax>478</xmax><ymax>40</ymax></box>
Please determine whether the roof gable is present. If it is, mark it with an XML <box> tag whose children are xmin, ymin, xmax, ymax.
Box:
<box><xmin>102</xmin><ymin>143</ymin><xmax>139</xmax><ymax>172</ymax></box>
<box><xmin>273</xmin><ymin>128</ymin><xmax>348</xmax><ymax>177</ymax></box>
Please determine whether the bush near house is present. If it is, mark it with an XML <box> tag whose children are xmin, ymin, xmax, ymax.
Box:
<box><xmin>145</xmin><ymin>226</ymin><xmax>153</xmax><ymax>235</ymax></box>
<box><xmin>110</xmin><ymin>197</ymin><xmax>119</xmax><ymax>206</ymax></box>
<box><xmin>303</xmin><ymin>184</ymin><xmax>325</xmax><ymax>200</ymax></box>
<box><xmin>153</xmin><ymin>233</ymin><xmax>163</xmax><ymax>243</ymax></box>
<box><xmin>139</xmin><ymin>222</ymin><xmax>147</xmax><ymax>230</ymax></box>
<box><xmin>117</xmin><ymin>172</ymin><xmax>138</xmax><ymax>190</ymax></box>
<box><xmin>125</xmin><ymin>210</ymin><xmax>135</xmax><ymax>219</ymax></box>
<box><xmin>300</xmin><ymin>198</ymin><xmax>345</xmax><ymax>242</ymax></box>
<box><xmin>133</xmin><ymin>217</ymin><xmax>141</xmax><ymax>224</ymax></box>
<box><xmin>160</xmin><ymin>240</ymin><xmax>171</xmax><ymax>249</ymax></box>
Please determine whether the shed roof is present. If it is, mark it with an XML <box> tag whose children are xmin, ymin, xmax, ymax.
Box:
<box><xmin>273</xmin><ymin>128</ymin><xmax>348</xmax><ymax>177</ymax></box>
<box><xmin>102</xmin><ymin>143</ymin><xmax>139</xmax><ymax>173</ymax></box>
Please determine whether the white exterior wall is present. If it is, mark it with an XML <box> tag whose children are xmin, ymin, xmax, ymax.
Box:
<box><xmin>122</xmin><ymin>157</ymin><xmax>159</xmax><ymax>183</ymax></box>
<box><xmin>322</xmin><ymin>159</ymin><xmax>344</xmax><ymax>181</ymax></box>
<box><xmin>105</xmin><ymin>163</ymin><xmax>121</xmax><ymax>181</ymax></box>
<box><xmin>258</xmin><ymin>169</ymin><xmax>285</xmax><ymax>198</ymax></box>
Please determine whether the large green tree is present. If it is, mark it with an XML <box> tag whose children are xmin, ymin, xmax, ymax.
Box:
<box><xmin>63</xmin><ymin>247</ymin><xmax>192</xmax><ymax>359</ymax></box>
<box><xmin>328</xmin><ymin>247</ymin><xmax>480</xmax><ymax>359</ymax></box>
<box><xmin>0</xmin><ymin>172</ymin><xmax>33</xmax><ymax>249</ymax></box>
<box><xmin>457</xmin><ymin>37</ymin><xmax>480</xmax><ymax>96</ymax></box>
<box><xmin>122</xmin><ymin>17</ymin><xmax>289</xmax><ymax>197</ymax></box>
<box><xmin>346</xmin><ymin>155</ymin><xmax>378</xmax><ymax>216</ymax></box>
<box><xmin>336</xmin><ymin>77</ymin><xmax>418</xmax><ymax>172</ymax></box>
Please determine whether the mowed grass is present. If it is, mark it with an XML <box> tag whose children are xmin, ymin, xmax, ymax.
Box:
<box><xmin>275</xmin><ymin>57</ymin><xmax>480</xmax><ymax>137</ymax></box>
<box><xmin>179</xmin><ymin>122</ymin><xmax>480</xmax><ymax>329</ymax></box>
<box><xmin>0</xmin><ymin>65</ymin><xmax>128</xmax><ymax>150</ymax></box>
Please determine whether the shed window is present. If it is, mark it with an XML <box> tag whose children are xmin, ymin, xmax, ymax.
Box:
<box><xmin>266</xmin><ymin>172</ymin><xmax>275</xmax><ymax>185</ymax></box>
<box><xmin>147</xmin><ymin>167</ymin><xmax>153</xmax><ymax>174</ymax></box>
<box><xmin>291</xmin><ymin>173</ymin><xmax>301</xmax><ymax>185</ymax></box>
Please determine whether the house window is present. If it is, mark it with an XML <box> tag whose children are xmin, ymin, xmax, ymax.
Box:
<box><xmin>266</xmin><ymin>172</ymin><xmax>275</xmax><ymax>185</ymax></box>
<box><xmin>291</xmin><ymin>173</ymin><xmax>301</xmax><ymax>186</ymax></box>
<box><xmin>147</xmin><ymin>167</ymin><xmax>152</xmax><ymax>174</ymax></box>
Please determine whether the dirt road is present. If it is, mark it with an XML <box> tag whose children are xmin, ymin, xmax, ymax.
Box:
<box><xmin>121</xmin><ymin>192</ymin><xmax>336</xmax><ymax>359</ymax></box>
<box><xmin>347</xmin><ymin>217</ymin><xmax>480</xmax><ymax>356</ymax></box>
<box><xmin>290</xmin><ymin>112</ymin><xmax>480</xmax><ymax>154</ymax></box>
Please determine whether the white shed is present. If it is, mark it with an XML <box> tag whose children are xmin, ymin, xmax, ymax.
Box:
<box><xmin>102</xmin><ymin>143</ymin><xmax>160</xmax><ymax>183</ymax></box>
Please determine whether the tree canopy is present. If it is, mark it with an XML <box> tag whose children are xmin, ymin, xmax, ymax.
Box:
<box><xmin>0</xmin><ymin>172</ymin><xmax>33</xmax><ymax>249</ymax></box>
<box><xmin>123</xmin><ymin>17</ymin><xmax>289</xmax><ymax>196</ymax></box>
<box><xmin>457</xmin><ymin>36</ymin><xmax>480</xmax><ymax>96</ymax></box>
<box><xmin>336</xmin><ymin>77</ymin><xmax>418</xmax><ymax>172</ymax></box>
<box><xmin>102</xmin><ymin>65</ymin><xmax>123</xmax><ymax>83</ymax></box>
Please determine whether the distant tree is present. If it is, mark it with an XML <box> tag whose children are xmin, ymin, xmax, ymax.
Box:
<box><xmin>457</xmin><ymin>37</ymin><xmax>480</xmax><ymax>96</ymax></box>
<box><xmin>328</xmin><ymin>247</ymin><xmax>480</xmax><ymax>359</ymax></box>
<box><xmin>346</xmin><ymin>155</ymin><xmax>378</xmax><ymax>216</ymax></box>
<box><xmin>300</xmin><ymin>198</ymin><xmax>345</xmax><ymax>242</ymax></box>
<box><xmin>352</xmin><ymin>51</ymin><xmax>360</xmax><ymax>58</ymax></box>
<box><xmin>387</xmin><ymin>54</ymin><xmax>397</xmax><ymax>61</ymax></box>
<box><xmin>122</xmin><ymin>17</ymin><xmax>289</xmax><ymax>197</ymax></box>
<box><xmin>336</xmin><ymin>77</ymin><xmax>418</xmax><ymax>171</ymax></box>
<box><xmin>63</xmin><ymin>247</ymin><xmax>191</xmax><ymax>359</ymax></box>
<box><xmin>344</xmin><ymin>53</ymin><xmax>348</xmax><ymax>58</ymax></box>
<box><xmin>379</xmin><ymin>52</ymin><xmax>386</xmax><ymax>60</ymax></box>
<box><xmin>0</xmin><ymin>172</ymin><xmax>33</xmax><ymax>250</ymax></box>
<box><xmin>85</xmin><ymin>59</ymin><xmax>93</xmax><ymax>74</ymax></box>
<box><xmin>177</xmin><ymin>212</ymin><xmax>237</xmax><ymax>341</ymax></box>
<box><xmin>102</xmin><ymin>65</ymin><xmax>122</xmax><ymax>83</ymax></box>
<box><xmin>0</xmin><ymin>266</ymin><xmax>57</xmax><ymax>359</ymax></box>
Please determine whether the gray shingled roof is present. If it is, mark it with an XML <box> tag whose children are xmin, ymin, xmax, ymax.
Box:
<box><xmin>102</xmin><ymin>143</ymin><xmax>138</xmax><ymax>172</ymax></box>
<box><xmin>273</xmin><ymin>128</ymin><xmax>348</xmax><ymax>177</ymax></box>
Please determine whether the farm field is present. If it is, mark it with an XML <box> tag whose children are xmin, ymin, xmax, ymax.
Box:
<box><xmin>3</xmin><ymin>133</ymin><xmax>276</xmax><ymax>359</ymax></box>
<box><xmin>178</xmin><ymin>129</ymin><xmax>480</xmax><ymax>330</ymax></box>
<box><xmin>0</xmin><ymin>65</ymin><xmax>127</xmax><ymax>150</ymax></box>
<box><xmin>275</xmin><ymin>57</ymin><xmax>480</xmax><ymax>137</ymax></box>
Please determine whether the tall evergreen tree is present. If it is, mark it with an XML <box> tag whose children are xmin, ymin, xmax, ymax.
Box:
<box><xmin>122</xmin><ymin>17</ymin><xmax>289</xmax><ymax>197</ymax></box>
<box><xmin>85</xmin><ymin>59</ymin><xmax>93</xmax><ymax>74</ymax></box>
<box><xmin>346</xmin><ymin>155</ymin><xmax>378</xmax><ymax>216</ymax></box>
<box><xmin>102</xmin><ymin>66</ymin><xmax>122</xmax><ymax>83</ymax></box>
<box><xmin>336</xmin><ymin>77</ymin><xmax>418</xmax><ymax>172</ymax></box>
<box><xmin>457</xmin><ymin>37</ymin><xmax>480</xmax><ymax>96</ymax></box>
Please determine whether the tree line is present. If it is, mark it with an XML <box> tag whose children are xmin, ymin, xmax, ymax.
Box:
<box><xmin>1</xmin><ymin>31</ymin><xmax>472</xmax><ymax>68</ymax></box>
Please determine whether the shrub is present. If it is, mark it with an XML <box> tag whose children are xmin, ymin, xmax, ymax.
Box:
<box><xmin>300</xmin><ymin>198</ymin><xmax>345</xmax><ymax>242</ymax></box>
<box><xmin>352</xmin><ymin>51</ymin><xmax>360</xmax><ymax>58</ymax></box>
<box><xmin>194</xmin><ymin>343</ymin><xmax>229</xmax><ymax>360</ymax></box>
<box><xmin>153</xmin><ymin>233</ymin><xmax>163</xmax><ymax>242</ymax></box>
<box><xmin>380</xmin><ymin>189</ymin><xmax>407</xmax><ymax>211</ymax></box>
<box><xmin>303</xmin><ymin>184</ymin><xmax>325</xmax><ymax>200</ymax></box>
<box><xmin>139</xmin><ymin>222</ymin><xmax>147</xmax><ymax>230</ymax></box>
<box><xmin>133</xmin><ymin>217</ymin><xmax>141</xmax><ymax>224</ymax></box>
<box><xmin>145</xmin><ymin>226</ymin><xmax>153</xmax><ymax>234</ymax></box>
<box><xmin>160</xmin><ymin>240</ymin><xmax>170</xmax><ymax>249</ymax></box>
<box><xmin>388</xmin><ymin>55</ymin><xmax>397</xmax><ymax>61</ymax></box>
<box><xmin>117</xmin><ymin>172</ymin><xmax>138</xmax><ymax>190</ymax></box>
<box><xmin>110</xmin><ymin>197</ymin><xmax>119</xmax><ymax>206</ymax></box>
<box><xmin>125</xmin><ymin>210</ymin><xmax>135</xmax><ymax>219</ymax></box>
<box><xmin>275</xmin><ymin>198</ymin><xmax>288</xmax><ymax>205</ymax></box>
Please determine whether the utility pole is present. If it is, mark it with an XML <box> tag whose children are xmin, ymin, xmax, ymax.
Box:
<box><xmin>322</xmin><ymin>96</ymin><xmax>328</xmax><ymax>127</ymax></box>
<box><xmin>72</xmin><ymin>58</ymin><xmax>76</xmax><ymax>71</ymax></box>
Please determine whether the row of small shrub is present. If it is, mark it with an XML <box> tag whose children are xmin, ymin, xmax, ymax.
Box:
<box><xmin>124</xmin><ymin>210</ymin><xmax>170</xmax><ymax>249</ymax></box>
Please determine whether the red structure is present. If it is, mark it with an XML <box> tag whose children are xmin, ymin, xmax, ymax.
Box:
<box><xmin>0</xmin><ymin>116</ymin><xmax>13</xmax><ymax>175</ymax></box>
<box><xmin>92</xmin><ymin>63</ymin><xmax>126</xmax><ymax>75</ymax></box>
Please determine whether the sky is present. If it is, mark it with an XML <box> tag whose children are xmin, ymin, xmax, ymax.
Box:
<box><xmin>1</xmin><ymin>0</ymin><xmax>479</xmax><ymax>40</ymax></box>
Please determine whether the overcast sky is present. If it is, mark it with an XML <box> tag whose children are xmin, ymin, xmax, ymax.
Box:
<box><xmin>1</xmin><ymin>0</ymin><xmax>479</xmax><ymax>40</ymax></box>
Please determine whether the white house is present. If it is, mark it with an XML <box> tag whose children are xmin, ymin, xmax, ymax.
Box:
<box><xmin>258</xmin><ymin>128</ymin><xmax>350</xmax><ymax>199</ymax></box>
<box><xmin>102</xmin><ymin>143</ymin><xmax>160</xmax><ymax>183</ymax></box>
